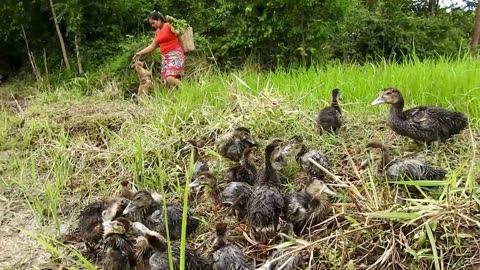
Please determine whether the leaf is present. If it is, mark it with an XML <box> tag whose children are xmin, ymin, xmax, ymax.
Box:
<box><xmin>273</xmin><ymin>241</ymin><xmax>295</xmax><ymax>249</ymax></box>
<box><xmin>347</xmin><ymin>260</ymin><xmax>356</xmax><ymax>270</ymax></box>
<box><xmin>425</xmin><ymin>223</ymin><xmax>440</xmax><ymax>270</ymax></box>
<box><xmin>364</xmin><ymin>211</ymin><xmax>420</xmax><ymax>220</ymax></box>
<box><xmin>387</xmin><ymin>180</ymin><xmax>449</xmax><ymax>186</ymax></box>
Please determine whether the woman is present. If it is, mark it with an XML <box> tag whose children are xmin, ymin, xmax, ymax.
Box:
<box><xmin>133</xmin><ymin>11</ymin><xmax>184</xmax><ymax>89</ymax></box>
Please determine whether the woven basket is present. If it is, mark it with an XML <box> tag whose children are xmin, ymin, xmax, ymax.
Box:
<box><xmin>179</xmin><ymin>27</ymin><xmax>195</xmax><ymax>53</ymax></box>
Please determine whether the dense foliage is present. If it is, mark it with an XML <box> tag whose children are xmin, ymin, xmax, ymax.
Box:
<box><xmin>0</xmin><ymin>0</ymin><xmax>477</xmax><ymax>78</ymax></box>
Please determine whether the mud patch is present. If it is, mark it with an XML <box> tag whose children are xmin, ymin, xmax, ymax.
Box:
<box><xmin>0</xmin><ymin>195</ymin><xmax>51</xmax><ymax>269</ymax></box>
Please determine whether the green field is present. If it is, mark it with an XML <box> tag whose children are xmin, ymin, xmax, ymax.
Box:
<box><xmin>0</xmin><ymin>57</ymin><xmax>479</xmax><ymax>269</ymax></box>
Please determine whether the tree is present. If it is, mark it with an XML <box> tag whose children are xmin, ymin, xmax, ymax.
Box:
<box><xmin>428</xmin><ymin>0</ymin><xmax>438</xmax><ymax>15</ymax></box>
<box><xmin>472</xmin><ymin>0</ymin><xmax>480</xmax><ymax>54</ymax></box>
<box><xmin>48</xmin><ymin>0</ymin><xmax>70</xmax><ymax>70</ymax></box>
<box><xmin>55</xmin><ymin>0</ymin><xmax>84</xmax><ymax>74</ymax></box>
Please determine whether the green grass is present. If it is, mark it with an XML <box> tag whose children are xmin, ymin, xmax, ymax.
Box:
<box><xmin>0</xmin><ymin>56</ymin><xmax>479</xmax><ymax>269</ymax></box>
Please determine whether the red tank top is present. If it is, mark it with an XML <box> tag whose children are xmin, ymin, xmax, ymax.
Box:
<box><xmin>154</xmin><ymin>23</ymin><xmax>181</xmax><ymax>54</ymax></box>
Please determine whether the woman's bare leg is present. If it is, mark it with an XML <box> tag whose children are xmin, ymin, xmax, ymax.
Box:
<box><xmin>166</xmin><ymin>76</ymin><xmax>182</xmax><ymax>88</ymax></box>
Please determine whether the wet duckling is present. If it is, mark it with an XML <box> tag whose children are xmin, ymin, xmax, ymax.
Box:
<box><xmin>364</xmin><ymin>141</ymin><xmax>448</xmax><ymax>180</ymax></box>
<box><xmin>123</xmin><ymin>190</ymin><xmax>199</xmax><ymax>240</ymax></box>
<box><xmin>133</xmin><ymin>235</ymin><xmax>155</xmax><ymax>270</ymax></box>
<box><xmin>283</xmin><ymin>179</ymin><xmax>333</xmax><ymax>235</ymax></box>
<box><xmin>266</xmin><ymin>249</ymin><xmax>305</xmax><ymax>270</ymax></box>
<box><xmin>211</xmin><ymin>222</ymin><xmax>253</xmax><ymax>270</ymax></box>
<box><xmin>247</xmin><ymin>139</ymin><xmax>286</xmax><ymax>232</ymax></box>
<box><xmin>189</xmin><ymin>139</ymin><xmax>210</xmax><ymax>181</ymax></box>
<box><xmin>77</xmin><ymin>201</ymin><xmax>107</xmax><ymax>251</ymax></box>
<box><xmin>317</xmin><ymin>88</ymin><xmax>343</xmax><ymax>134</ymax></box>
<box><xmin>257</xmin><ymin>223</ymin><xmax>305</xmax><ymax>270</ymax></box>
<box><xmin>222</xmin><ymin>147</ymin><xmax>258</xmax><ymax>185</ymax></box>
<box><xmin>284</xmin><ymin>135</ymin><xmax>331</xmax><ymax>179</ymax></box>
<box><xmin>117</xmin><ymin>180</ymin><xmax>134</xmax><ymax>200</ymax></box>
<box><xmin>77</xmin><ymin>197</ymin><xmax>129</xmax><ymax>251</ymax></box>
<box><xmin>189</xmin><ymin>171</ymin><xmax>253</xmax><ymax>221</ymax></box>
<box><xmin>215</xmin><ymin>127</ymin><xmax>258</xmax><ymax>161</ymax></box>
<box><xmin>132</xmin><ymin>222</ymin><xmax>211</xmax><ymax>270</ymax></box>
<box><xmin>102</xmin><ymin>217</ymin><xmax>136</xmax><ymax>270</ymax></box>
<box><xmin>371</xmin><ymin>88</ymin><xmax>468</xmax><ymax>143</ymax></box>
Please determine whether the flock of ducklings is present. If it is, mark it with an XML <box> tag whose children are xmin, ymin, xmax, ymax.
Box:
<box><xmin>74</xmin><ymin>87</ymin><xmax>468</xmax><ymax>270</ymax></box>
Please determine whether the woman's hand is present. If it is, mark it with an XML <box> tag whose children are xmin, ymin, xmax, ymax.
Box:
<box><xmin>133</xmin><ymin>52</ymin><xmax>142</xmax><ymax>62</ymax></box>
<box><xmin>165</xmin><ymin>15</ymin><xmax>173</xmax><ymax>22</ymax></box>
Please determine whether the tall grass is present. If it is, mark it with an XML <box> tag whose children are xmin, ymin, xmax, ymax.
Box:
<box><xmin>0</xmin><ymin>57</ymin><xmax>479</xmax><ymax>269</ymax></box>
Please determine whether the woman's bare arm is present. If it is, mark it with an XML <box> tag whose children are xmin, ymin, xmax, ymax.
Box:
<box><xmin>133</xmin><ymin>39</ymin><xmax>157</xmax><ymax>60</ymax></box>
<box><xmin>165</xmin><ymin>15</ymin><xmax>180</xmax><ymax>35</ymax></box>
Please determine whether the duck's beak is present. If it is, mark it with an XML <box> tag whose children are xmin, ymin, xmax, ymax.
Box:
<box><xmin>246</xmin><ymin>138</ymin><xmax>258</xmax><ymax>146</ymax></box>
<box><xmin>371</xmin><ymin>96</ymin><xmax>385</xmax><ymax>106</ymax></box>
<box><xmin>102</xmin><ymin>220</ymin><xmax>115</xmax><ymax>236</ymax></box>
<box><xmin>132</xmin><ymin>222</ymin><xmax>149</xmax><ymax>235</ymax></box>
<box><xmin>320</xmin><ymin>184</ymin><xmax>337</xmax><ymax>196</ymax></box>
<box><xmin>281</xmin><ymin>144</ymin><xmax>292</xmax><ymax>155</ymax></box>
<box><xmin>188</xmin><ymin>178</ymin><xmax>202</xmax><ymax>190</ymax></box>
<box><xmin>122</xmin><ymin>202</ymin><xmax>136</xmax><ymax>215</ymax></box>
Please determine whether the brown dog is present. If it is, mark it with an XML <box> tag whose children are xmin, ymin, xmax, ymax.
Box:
<box><xmin>131</xmin><ymin>60</ymin><xmax>152</xmax><ymax>96</ymax></box>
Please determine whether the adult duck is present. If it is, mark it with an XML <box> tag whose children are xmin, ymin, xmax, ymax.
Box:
<box><xmin>363</xmin><ymin>141</ymin><xmax>448</xmax><ymax>180</ymax></box>
<box><xmin>371</xmin><ymin>88</ymin><xmax>468</xmax><ymax>143</ymax></box>
<box><xmin>317</xmin><ymin>88</ymin><xmax>343</xmax><ymax>134</ymax></box>
<box><xmin>123</xmin><ymin>190</ymin><xmax>199</xmax><ymax>240</ymax></box>
<box><xmin>247</xmin><ymin>139</ymin><xmax>286</xmax><ymax>232</ymax></box>
<box><xmin>211</xmin><ymin>222</ymin><xmax>253</xmax><ymax>270</ymax></box>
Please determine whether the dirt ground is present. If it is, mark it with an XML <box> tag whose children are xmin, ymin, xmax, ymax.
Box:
<box><xmin>0</xmin><ymin>194</ymin><xmax>52</xmax><ymax>269</ymax></box>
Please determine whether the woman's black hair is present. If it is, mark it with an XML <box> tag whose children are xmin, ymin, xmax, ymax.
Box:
<box><xmin>148</xmin><ymin>10</ymin><xmax>166</xmax><ymax>22</ymax></box>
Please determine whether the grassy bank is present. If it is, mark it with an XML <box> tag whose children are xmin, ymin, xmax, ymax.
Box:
<box><xmin>0</xmin><ymin>57</ymin><xmax>479</xmax><ymax>269</ymax></box>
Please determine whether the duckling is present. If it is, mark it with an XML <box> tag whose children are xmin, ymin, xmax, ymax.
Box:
<box><xmin>102</xmin><ymin>198</ymin><xmax>130</xmax><ymax>222</ymax></box>
<box><xmin>266</xmin><ymin>249</ymin><xmax>305</xmax><ymax>270</ymax></box>
<box><xmin>189</xmin><ymin>171</ymin><xmax>253</xmax><ymax>221</ymax></box>
<box><xmin>364</xmin><ymin>141</ymin><xmax>448</xmax><ymax>180</ymax></box>
<box><xmin>283</xmin><ymin>179</ymin><xmax>332</xmax><ymax>235</ymax></box>
<box><xmin>133</xmin><ymin>235</ymin><xmax>155</xmax><ymax>270</ymax></box>
<box><xmin>284</xmin><ymin>135</ymin><xmax>331</xmax><ymax>179</ymax></box>
<box><xmin>211</xmin><ymin>222</ymin><xmax>253</xmax><ymax>270</ymax></box>
<box><xmin>371</xmin><ymin>88</ymin><xmax>468</xmax><ymax>143</ymax></box>
<box><xmin>123</xmin><ymin>190</ymin><xmax>199</xmax><ymax>240</ymax></box>
<box><xmin>215</xmin><ymin>127</ymin><xmax>258</xmax><ymax>161</ymax></box>
<box><xmin>222</xmin><ymin>147</ymin><xmax>258</xmax><ymax>185</ymax></box>
<box><xmin>247</xmin><ymin>139</ymin><xmax>286</xmax><ymax>232</ymax></box>
<box><xmin>77</xmin><ymin>197</ymin><xmax>129</xmax><ymax>251</ymax></box>
<box><xmin>317</xmin><ymin>88</ymin><xmax>343</xmax><ymax>134</ymax></box>
<box><xmin>257</xmin><ymin>223</ymin><xmax>305</xmax><ymax>270</ymax></box>
<box><xmin>77</xmin><ymin>201</ymin><xmax>107</xmax><ymax>251</ymax></box>
<box><xmin>132</xmin><ymin>222</ymin><xmax>211</xmax><ymax>270</ymax></box>
<box><xmin>102</xmin><ymin>217</ymin><xmax>136</xmax><ymax>270</ymax></box>
<box><xmin>118</xmin><ymin>180</ymin><xmax>134</xmax><ymax>200</ymax></box>
<box><xmin>189</xmin><ymin>139</ymin><xmax>210</xmax><ymax>181</ymax></box>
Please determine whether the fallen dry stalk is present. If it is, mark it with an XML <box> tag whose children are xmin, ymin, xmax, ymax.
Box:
<box><xmin>307</xmin><ymin>157</ymin><xmax>366</xmax><ymax>201</ymax></box>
